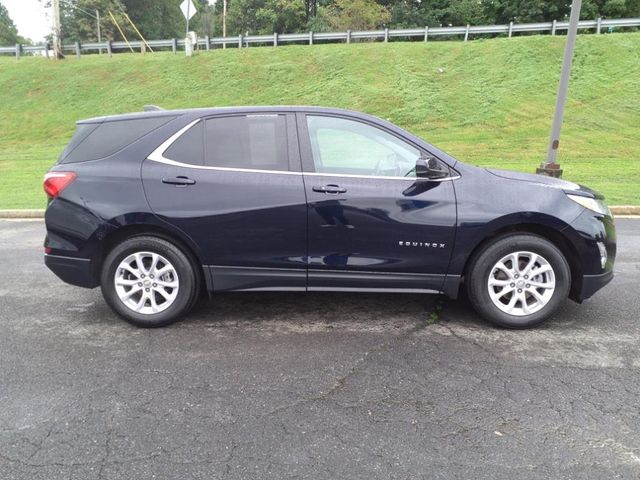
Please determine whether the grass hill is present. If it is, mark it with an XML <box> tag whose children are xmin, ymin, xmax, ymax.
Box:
<box><xmin>0</xmin><ymin>33</ymin><xmax>639</xmax><ymax>208</ymax></box>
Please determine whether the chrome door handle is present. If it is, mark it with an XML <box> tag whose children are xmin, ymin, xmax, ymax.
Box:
<box><xmin>312</xmin><ymin>184</ymin><xmax>347</xmax><ymax>194</ymax></box>
<box><xmin>162</xmin><ymin>176</ymin><xmax>196</xmax><ymax>186</ymax></box>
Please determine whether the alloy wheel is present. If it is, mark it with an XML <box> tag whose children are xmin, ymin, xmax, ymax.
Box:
<box><xmin>114</xmin><ymin>251</ymin><xmax>179</xmax><ymax>314</ymax></box>
<box><xmin>487</xmin><ymin>251</ymin><xmax>556</xmax><ymax>316</ymax></box>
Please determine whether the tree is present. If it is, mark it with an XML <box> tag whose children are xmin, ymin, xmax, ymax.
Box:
<box><xmin>0</xmin><ymin>3</ymin><xmax>20</xmax><ymax>44</ymax></box>
<box><xmin>317</xmin><ymin>0</ymin><xmax>391</xmax><ymax>31</ymax></box>
<box><xmin>60</xmin><ymin>0</ymin><xmax>129</xmax><ymax>42</ymax></box>
<box><xmin>121</xmin><ymin>0</ymin><xmax>184</xmax><ymax>39</ymax></box>
<box><xmin>226</xmin><ymin>0</ymin><xmax>307</xmax><ymax>35</ymax></box>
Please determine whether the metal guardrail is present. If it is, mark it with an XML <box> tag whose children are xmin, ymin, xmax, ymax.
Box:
<box><xmin>1</xmin><ymin>17</ymin><xmax>638</xmax><ymax>58</ymax></box>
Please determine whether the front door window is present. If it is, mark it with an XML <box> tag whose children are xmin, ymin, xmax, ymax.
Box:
<box><xmin>306</xmin><ymin>116</ymin><xmax>421</xmax><ymax>178</ymax></box>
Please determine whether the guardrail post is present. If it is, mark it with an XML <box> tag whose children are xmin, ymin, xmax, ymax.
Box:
<box><xmin>552</xmin><ymin>19</ymin><xmax>557</xmax><ymax>35</ymax></box>
<box><xmin>238</xmin><ymin>34</ymin><xmax>243</xmax><ymax>48</ymax></box>
<box><xmin>106</xmin><ymin>40</ymin><xmax>112</xmax><ymax>57</ymax></box>
<box><xmin>75</xmin><ymin>41</ymin><xmax>81</xmax><ymax>58</ymax></box>
<box><xmin>15</xmin><ymin>43</ymin><xmax>21</xmax><ymax>60</ymax></box>
<box><xmin>464</xmin><ymin>24</ymin><xmax>470</xmax><ymax>41</ymax></box>
<box><xmin>172</xmin><ymin>38</ymin><xmax>177</xmax><ymax>54</ymax></box>
<box><xmin>45</xmin><ymin>42</ymin><xmax>50</xmax><ymax>58</ymax></box>
<box><xmin>205</xmin><ymin>35</ymin><xmax>210</xmax><ymax>51</ymax></box>
<box><xmin>346</xmin><ymin>29</ymin><xmax>351</xmax><ymax>44</ymax></box>
<box><xmin>424</xmin><ymin>26</ymin><xmax>429</xmax><ymax>42</ymax></box>
<box><xmin>384</xmin><ymin>28</ymin><xmax>389</xmax><ymax>42</ymax></box>
<box><xmin>596</xmin><ymin>17</ymin><xmax>602</xmax><ymax>34</ymax></box>
<box><xmin>309</xmin><ymin>31</ymin><xmax>313</xmax><ymax>45</ymax></box>
<box><xmin>508</xmin><ymin>21</ymin><xmax>513</xmax><ymax>37</ymax></box>
<box><xmin>273</xmin><ymin>32</ymin><xmax>278</xmax><ymax>47</ymax></box>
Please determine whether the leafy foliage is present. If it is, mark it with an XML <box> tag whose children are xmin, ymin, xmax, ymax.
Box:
<box><xmin>38</xmin><ymin>0</ymin><xmax>640</xmax><ymax>42</ymax></box>
<box><xmin>59</xmin><ymin>0</ymin><xmax>129</xmax><ymax>42</ymax></box>
<box><xmin>226</xmin><ymin>0</ymin><xmax>307</xmax><ymax>35</ymax></box>
<box><xmin>0</xmin><ymin>3</ymin><xmax>27</xmax><ymax>44</ymax></box>
<box><xmin>317</xmin><ymin>0</ymin><xmax>391</xmax><ymax>31</ymax></box>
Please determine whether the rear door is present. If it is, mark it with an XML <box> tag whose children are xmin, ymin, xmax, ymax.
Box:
<box><xmin>298</xmin><ymin>113</ymin><xmax>457</xmax><ymax>292</ymax></box>
<box><xmin>142</xmin><ymin>113</ymin><xmax>308</xmax><ymax>291</ymax></box>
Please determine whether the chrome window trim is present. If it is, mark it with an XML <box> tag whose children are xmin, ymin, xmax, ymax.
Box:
<box><xmin>146</xmin><ymin>118</ymin><xmax>460</xmax><ymax>181</ymax></box>
<box><xmin>304</xmin><ymin>172</ymin><xmax>460</xmax><ymax>182</ymax></box>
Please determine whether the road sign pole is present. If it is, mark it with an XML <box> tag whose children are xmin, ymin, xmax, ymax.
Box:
<box><xmin>538</xmin><ymin>0</ymin><xmax>582</xmax><ymax>177</ymax></box>
<box><xmin>186</xmin><ymin>1</ymin><xmax>190</xmax><ymax>38</ymax></box>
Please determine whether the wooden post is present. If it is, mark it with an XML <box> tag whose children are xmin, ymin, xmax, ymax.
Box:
<box><xmin>75</xmin><ymin>41</ymin><xmax>81</xmax><ymax>58</ymax></box>
<box><xmin>596</xmin><ymin>17</ymin><xmax>602</xmax><ymax>34</ymax></box>
<box><xmin>424</xmin><ymin>26</ymin><xmax>429</xmax><ymax>42</ymax></box>
<box><xmin>464</xmin><ymin>24</ymin><xmax>470</xmax><ymax>42</ymax></box>
<box><xmin>273</xmin><ymin>32</ymin><xmax>278</xmax><ymax>47</ymax></box>
<box><xmin>52</xmin><ymin>0</ymin><xmax>64</xmax><ymax>59</ymax></box>
<box><xmin>96</xmin><ymin>10</ymin><xmax>102</xmax><ymax>54</ymax></box>
<box><xmin>508</xmin><ymin>21</ymin><xmax>513</xmax><ymax>37</ymax></box>
<box><xmin>384</xmin><ymin>28</ymin><xmax>389</xmax><ymax>42</ymax></box>
<box><xmin>205</xmin><ymin>35</ymin><xmax>210</xmax><ymax>51</ymax></box>
<box><xmin>106</xmin><ymin>40</ymin><xmax>112</xmax><ymax>57</ymax></box>
<box><xmin>45</xmin><ymin>42</ymin><xmax>50</xmax><ymax>58</ymax></box>
<box><xmin>15</xmin><ymin>43</ymin><xmax>21</xmax><ymax>60</ymax></box>
<box><xmin>552</xmin><ymin>19</ymin><xmax>557</xmax><ymax>35</ymax></box>
<box><xmin>172</xmin><ymin>38</ymin><xmax>177</xmax><ymax>54</ymax></box>
<box><xmin>346</xmin><ymin>29</ymin><xmax>351</xmax><ymax>44</ymax></box>
<box><xmin>309</xmin><ymin>31</ymin><xmax>313</xmax><ymax>45</ymax></box>
<box><xmin>238</xmin><ymin>34</ymin><xmax>243</xmax><ymax>48</ymax></box>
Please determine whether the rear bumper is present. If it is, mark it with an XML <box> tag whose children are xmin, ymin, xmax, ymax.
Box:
<box><xmin>45</xmin><ymin>254</ymin><xmax>98</xmax><ymax>288</ymax></box>
<box><xmin>578</xmin><ymin>270</ymin><xmax>614</xmax><ymax>302</ymax></box>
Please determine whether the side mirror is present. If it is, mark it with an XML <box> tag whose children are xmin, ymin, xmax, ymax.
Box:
<box><xmin>416</xmin><ymin>157</ymin><xmax>449</xmax><ymax>179</ymax></box>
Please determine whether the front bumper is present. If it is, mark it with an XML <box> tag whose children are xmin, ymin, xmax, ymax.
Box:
<box><xmin>45</xmin><ymin>254</ymin><xmax>98</xmax><ymax>288</ymax></box>
<box><xmin>578</xmin><ymin>269</ymin><xmax>614</xmax><ymax>301</ymax></box>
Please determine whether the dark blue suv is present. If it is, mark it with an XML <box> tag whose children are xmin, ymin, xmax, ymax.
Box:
<box><xmin>43</xmin><ymin>107</ymin><xmax>616</xmax><ymax>328</ymax></box>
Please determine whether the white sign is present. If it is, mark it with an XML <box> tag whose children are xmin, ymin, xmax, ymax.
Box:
<box><xmin>180</xmin><ymin>0</ymin><xmax>197</xmax><ymax>21</ymax></box>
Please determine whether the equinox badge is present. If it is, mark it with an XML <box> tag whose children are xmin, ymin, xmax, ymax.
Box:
<box><xmin>399</xmin><ymin>241</ymin><xmax>446</xmax><ymax>248</ymax></box>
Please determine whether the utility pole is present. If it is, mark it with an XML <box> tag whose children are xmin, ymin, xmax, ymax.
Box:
<box><xmin>96</xmin><ymin>10</ymin><xmax>102</xmax><ymax>54</ymax></box>
<box><xmin>52</xmin><ymin>0</ymin><xmax>64</xmax><ymax>59</ymax></box>
<box><xmin>223</xmin><ymin>0</ymin><xmax>227</xmax><ymax>49</ymax></box>
<box><xmin>537</xmin><ymin>0</ymin><xmax>582</xmax><ymax>178</ymax></box>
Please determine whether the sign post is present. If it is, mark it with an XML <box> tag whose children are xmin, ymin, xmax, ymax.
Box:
<box><xmin>180</xmin><ymin>0</ymin><xmax>198</xmax><ymax>56</ymax></box>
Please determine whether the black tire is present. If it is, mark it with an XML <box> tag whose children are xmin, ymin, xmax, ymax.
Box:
<box><xmin>466</xmin><ymin>233</ymin><xmax>571</xmax><ymax>329</ymax></box>
<box><xmin>100</xmin><ymin>236</ymin><xmax>197</xmax><ymax>328</ymax></box>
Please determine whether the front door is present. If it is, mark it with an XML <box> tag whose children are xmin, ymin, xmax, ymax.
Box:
<box><xmin>297</xmin><ymin>113</ymin><xmax>457</xmax><ymax>292</ymax></box>
<box><xmin>142</xmin><ymin>113</ymin><xmax>308</xmax><ymax>291</ymax></box>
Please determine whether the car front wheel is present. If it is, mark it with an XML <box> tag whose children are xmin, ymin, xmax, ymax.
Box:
<box><xmin>467</xmin><ymin>234</ymin><xmax>571</xmax><ymax>328</ymax></box>
<box><xmin>100</xmin><ymin>236</ymin><xmax>197</xmax><ymax>327</ymax></box>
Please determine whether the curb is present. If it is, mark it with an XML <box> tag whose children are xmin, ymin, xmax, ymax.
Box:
<box><xmin>610</xmin><ymin>205</ymin><xmax>640</xmax><ymax>216</ymax></box>
<box><xmin>1</xmin><ymin>206</ymin><xmax>640</xmax><ymax>219</ymax></box>
<box><xmin>0</xmin><ymin>209</ymin><xmax>46</xmax><ymax>218</ymax></box>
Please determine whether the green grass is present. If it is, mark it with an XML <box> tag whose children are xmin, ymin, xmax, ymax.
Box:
<box><xmin>1</xmin><ymin>33</ymin><xmax>639</xmax><ymax>208</ymax></box>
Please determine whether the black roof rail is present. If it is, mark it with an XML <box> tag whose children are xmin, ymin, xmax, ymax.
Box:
<box><xmin>143</xmin><ymin>105</ymin><xmax>164</xmax><ymax>112</ymax></box>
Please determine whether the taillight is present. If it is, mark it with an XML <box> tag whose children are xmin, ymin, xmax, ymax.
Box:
<box><xmin>43</xmin><ymin>172</ymin><xmax>77</xmax><ymax>199</ymax></box>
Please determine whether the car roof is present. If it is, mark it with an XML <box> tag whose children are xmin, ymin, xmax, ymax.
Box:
<box><xmin>76</xmin><ymin>106</ymin><xmax>377</xmax><ymax>125</ymax></box>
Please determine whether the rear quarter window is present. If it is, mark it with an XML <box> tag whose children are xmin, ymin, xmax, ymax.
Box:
<box><xmin>59</xmin><ymin>116</ymin><xmax>175</xmax><ymax>164</ymax></box>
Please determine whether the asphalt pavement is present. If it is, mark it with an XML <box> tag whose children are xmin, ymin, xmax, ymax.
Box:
<box><xmin>1</xmin><ymin>219</ymin><xmax>639</xmax><ymax>480</ymax></box>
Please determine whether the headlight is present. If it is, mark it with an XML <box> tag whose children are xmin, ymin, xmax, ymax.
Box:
<box><xmin>566</xmin><ymin>194</ymin><xmax>611</xmax><ymax>216</ymax></box>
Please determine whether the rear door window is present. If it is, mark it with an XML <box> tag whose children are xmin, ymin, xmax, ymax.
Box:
<box><xmin>204</xmin><ymin>115</ymin><xmax>288</xmax><ymax>171</ymax></box>
<box><xmin>164</xmin><ymin>121</ymin><xmax>204</xmax><ymax>165</ymax></box>
<box><xmin>59</xmin><ymin>116</ymin><xmax>175</xmax><ymax>164</ymax></box>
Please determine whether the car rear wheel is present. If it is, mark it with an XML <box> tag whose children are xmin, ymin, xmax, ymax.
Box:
<box><xmin>467</xmin><ymin>234</ymin><xmax>571</xmax><ymax>328</ymax></box>
<box><xmin>100</xmin><ymin>236</ymin><xmax>197</xmax><ymax>327</ymax></box>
